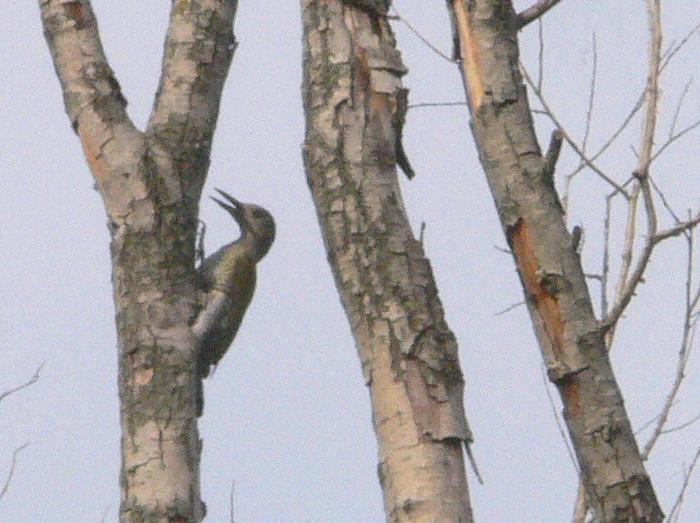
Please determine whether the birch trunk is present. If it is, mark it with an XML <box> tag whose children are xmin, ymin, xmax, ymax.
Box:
<box><xmin>302</xmin><ymin>2</ymin><xmax>475</xmax><ymax>522</ymax></box>
<box><xmin>446</xmin><ymin>1</ymin><xmax>663</xmax><ymax>521</ymax></box>
<box><xmin>39</xmin><ymin>1</ymin><xmax>238</xmax><ymax>520</ymax></box>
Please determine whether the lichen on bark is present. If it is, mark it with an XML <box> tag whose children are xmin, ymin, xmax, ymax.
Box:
<box><xmin>302</xmin><ymin>1</ymin><xmax>475</xmax><ymax>521</ymax></box>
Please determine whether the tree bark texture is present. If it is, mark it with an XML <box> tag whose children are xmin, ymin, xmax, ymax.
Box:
<box><xmin>302</xmin><ymin>2</ymin><xmax>475</xmax><ymax>522</ymax></box>
<box><xmin>446</xmin><ymin>1</ymin><xmax>663</xmax><ymax>521</ymax></box>
<box><xmin>39</xmin><ymin>1</ymin><xmax>238</xmax><ymax>521</ymax></box>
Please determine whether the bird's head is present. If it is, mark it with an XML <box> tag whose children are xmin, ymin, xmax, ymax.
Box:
<box><xmin>211</xmin><ymin>188</ymin><xmax>276</xmax><ymax>261</ymax></box>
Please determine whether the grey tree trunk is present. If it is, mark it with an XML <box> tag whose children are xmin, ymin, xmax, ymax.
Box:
<box><xmin>39</xmin><ymin>1</ymin><xmax>238</xmax><ymax>521</ymax></box>
<box><xmin>301</xmin><ymin>2</ymin><xmax>475</xmax><ymax>522</ymax></box>
<box><xmin>446</xmin><ymin>1</ymin><xmax>663</xmax><ymax>521</ymax></box>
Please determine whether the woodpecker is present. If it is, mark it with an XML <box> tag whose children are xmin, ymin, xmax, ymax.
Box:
<box><xmin>195</xmin><ymin>189</ymin><xmax>275</xmax><ymax>381</ymax></box>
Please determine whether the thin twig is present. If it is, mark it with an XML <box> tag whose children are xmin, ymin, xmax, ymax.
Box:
<box><xmin>540</xmin><ymin>366</ymin><xmax>579</xmax><ymax>472</ymax></box>
<box><xmin>516</xmin><ymin>0</ymin><xmax>563</xmax><ymax>29</ymax></box>
<box><xmin>651</xmin><ymin>117</ymin><xmax>700</xmax><ymax>163</ymax></box>
<box><xmin>563</xmin><ymin>33</ymin><xmax>597</xmax><ymax>217</ymax></box>
<box><xmin>635</xmin><ymin>409</ymin><xmax>666</xmax><ymax>435</ymax></box>
<box><xmin>566</xmin><ymin>89</ymin><xmax>645</xmax><ymax>182</ymax></box>
<box><xmin>0</xmin><ymin>363</ymin><xmax>44</xmax><ymax>405</ymax></box>
<box><xmin>660</xmin><ymin>20</ymin><xmax>700</xmax><ymax>72</ymax></box>
<box><xmin>650</xmin><ymin>177</ymin><xmax>682</xmax><ymax>224</ymax></box>
<box><xmin>580</xmin><ymin>33</ymin><xmax>598</xmax><ymax>159</ymax></box>
<box><xmin>668</xmin><ymin>77</ymin><xmax>694</xmax><ymax>139</ymax></box>
<box><xmin>641</xmin><ymin>231</ymin><xmax>696</xmax><ymax>459</ymax></box>
<box><xmin>407</xmin><ymin>102</ymin><xmax>469</xmax><ymax>110</ymax></box>
<box><xmin>520</xmin><ymin>64</ymin><xmax>628</xmax><ymax>195</ymax></box>
<box><xmin>653</xmin><ymin>211</ymin><xmax>700</xmax><ymax>243</ymax></box>
<box><xmin>568</xmin><ymin>20</ymin><xmax>700</xmax><ymax>182</ymax></box>
<box><xmin>494</xmin><ymin>300</ymin><xmax>526</xmax><ymax>317</ymax></box>
<box><xmin>606</xmin><ymin>182</ymin><xmax>641</xmax><ymax>342</ymax></box>
<box><xmin>666</xmin><ymin>447</ymin><xmax>700</xmax><ymax>523</ymax></box>
<box><xmin>0</xmin><ymin>444</ymin><xmax>29</xmax><ymax>501</ymax></box>
<box><xmin>537</xmin><ymin>18</ymin><xmax>544</xmax><ymax>94</ymax></box>
<box><xmin>602</xmin><ymin>0</ymin><xmax>662</xmax><ymax>334</ymax></box>
<box><xmin>391</xmin><ymin>6</ymin><xmax>456</xmax><ymax>64</ymax></box>
<box><xmin>229</xmin><ymin>479</ymin><xmax>235</xmax><ymax>523</ymax></box>
<box><xmin>663</xmin><ymin>412</ymin><xmax>700</xmax><ymax>434</ymax></box>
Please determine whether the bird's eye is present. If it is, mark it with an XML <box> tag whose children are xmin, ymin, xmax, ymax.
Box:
<box><xmin>253</xmin><ymin>209</ymin><xmax>265</xmax><ymax>219</ymax></box>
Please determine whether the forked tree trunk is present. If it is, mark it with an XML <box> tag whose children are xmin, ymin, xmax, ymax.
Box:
<box><xmin>446</xmin><ymin>1</ymin><xmax>663</xmax><ymax>521</ymax></box>
<box><xmin>39</xmin><ymin>1</ymin><xmax>238</xmax><ymax>520</ymax></box>
<box><xmin>301</xmin><ymin>2</ymin><xmax>475</xmax><ymax>522</ymax></box>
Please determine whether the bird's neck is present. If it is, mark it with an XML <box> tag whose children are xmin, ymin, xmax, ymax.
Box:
<box><xmin>237</xmin><ymin>230</ymin><xmax>271</xmax><ymax>263</ymax></box>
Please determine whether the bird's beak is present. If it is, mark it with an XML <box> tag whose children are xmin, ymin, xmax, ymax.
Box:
<box><xmin>211</xmin><ymin>188</ymin><xmax>243</xmax><ymax>221</ymax></box>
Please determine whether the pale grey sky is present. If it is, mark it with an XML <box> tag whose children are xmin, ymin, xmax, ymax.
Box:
<box><xmin>2</xmin><ymin>1</ymin><xmax>699</xmax><ymax>521</ymax></box>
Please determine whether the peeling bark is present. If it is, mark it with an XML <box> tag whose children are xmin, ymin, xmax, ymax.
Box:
<box><xmin>302</xmin><ymin>2</ymin><xmax>474</xmax><ymax>522</ymax></box>
<box><xmin>446</xmin><ymin>1</ymin><xmax>663</xmax><ymax>521</ymax></box>
<box><xmin>39</xmin><ymin>1</ymin><xmax>238</xmax><ymax>521</ymax></box>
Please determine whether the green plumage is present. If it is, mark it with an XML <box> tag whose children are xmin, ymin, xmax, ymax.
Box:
<box><xmin>195</xmin><ymin>190</ymin><xmax>275</xmax><ymax>381</ymax></box>
<box><xmin>196</xmin><ymin>243</ymin><xmax>257</xmax><ymax>378</ymax></box>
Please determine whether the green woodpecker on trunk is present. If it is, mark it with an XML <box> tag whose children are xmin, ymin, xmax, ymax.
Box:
<box><xmin>194</xmin><ymin>189</ymin><xmax>275</xmax><ymax>381</ymax></box>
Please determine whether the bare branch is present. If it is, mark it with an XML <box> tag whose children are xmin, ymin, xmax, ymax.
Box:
<box><xmin>563</xmin><ymin>33</ymin><xmax>597</xmax><ymax>217</ymax></box>
<box><xmin>493</xmin><ymin>300</ymin><xmax>526</xmax><ymax>317</ymax></box>
<box><xmin>0</xmin><ymin>444</ymin><xmax>29</xmax><ymax>502</ymax></box>
<box><xmin>516</xmin><ymin>0</ymin><xmax>564</xmax><ymax>29</ymax></box>
<box><xmin>540</xmin><ymin>367</ymin><xmax>579</xmax><ymax>473</ymax></box>
<box><xmin>651</xmin><ymin>116</ymin><xmax>700</xmax><ymax>163</ymax></box>
<box><xmin>668</xmin><ymin>77</ymin><xmax>694</xmax><ymax>139</ymax></box>
<box><xmin>641</xmin><ymin>232</ymin><xmax>697</xmax><ymax>459</ymax></box>
<box><xmin>660</xmin><ymin>20</ymin><xmax>700</xmax><ymax>72</ymax></box>
<box><xmin>636</xmin><ymin>0</ymin><xmax>662</xmax><ymax>177</ymax></box>
<box><xmin>650</xmin><ymin>177</ymin><xmax>682</xmax><ymax>224</ymax></box>
<box><xmin>605</xmin><ymin>183</ymin><xmax>642</xmax><ymax>339</ymax></box>
<box><xmin>653</xmin><ymin>211</ymin><xmax>700</xmax><ymax>243</ymax></box>
<box><xmin>602</xmin><ymin>0</ymin><xmax>662</xmax><ymax>334</ymax></box>
<box><xmin>567</xmin><ymin>91</ymin><xmax>645</xmax><ymax>185</ymax></box>
<box><xmin>0</xmin><ymin>363</ymin><xmax>44</xmax><ymax>405</ymax></box>
<box><xmin>408</xmin><ymin>101</ymin><xmax>469</xmax><ymax>110</ymax></box>
<box><xmin>580</xmin><ymin>33</ymin><xmax>598</xmax><ymax>159</ymax></box>
<box><xmin>604</xmin><ymin>180</ymin><xmax>657</xmax><ymax>334</ymax></box>
<box><xmin>544</xmin><ymin>129</ymin><xmax>564</xmax><ymax>174</ymax></box>
<box><xmin>520</xmin><ymin>64</ymin><xmax>628</xmax><ymax>195</ymax></box>
<box><xmin>663</xmin><ymin>412</ymin><xmax>700</xmax><ymax>434</ymax></box>
<box><xmin>418</xmin><ymin>221</ymin><xmax>427</xmax><ymax>247</ymax></box>
<box><xmin>636</xmin><ymin>409</ymin><xmax>666</xmax><ymax>435</ymax></box>
<box><xmin>229</xmin><ymin>480</ymin><xmax>235</xmax><ymax>523</ymax></box>
<box><xmin>666</xmin><ymin>447</ymin><xmax>700</xmax><ymax>523</ymax></box>
<box><xmin>391</xmin><ymin>6</ymin><xmax>456</xmax><ymax>63</ymax></box>
<box><xmin>464</xmin><ymin>443</ymin><xmax>484</xmax><ymax>485</ymax></box>
<box><xmin>566</xmin><ymin>18</ymin><xmax>696</xmax><ymax>185</ymax></box>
